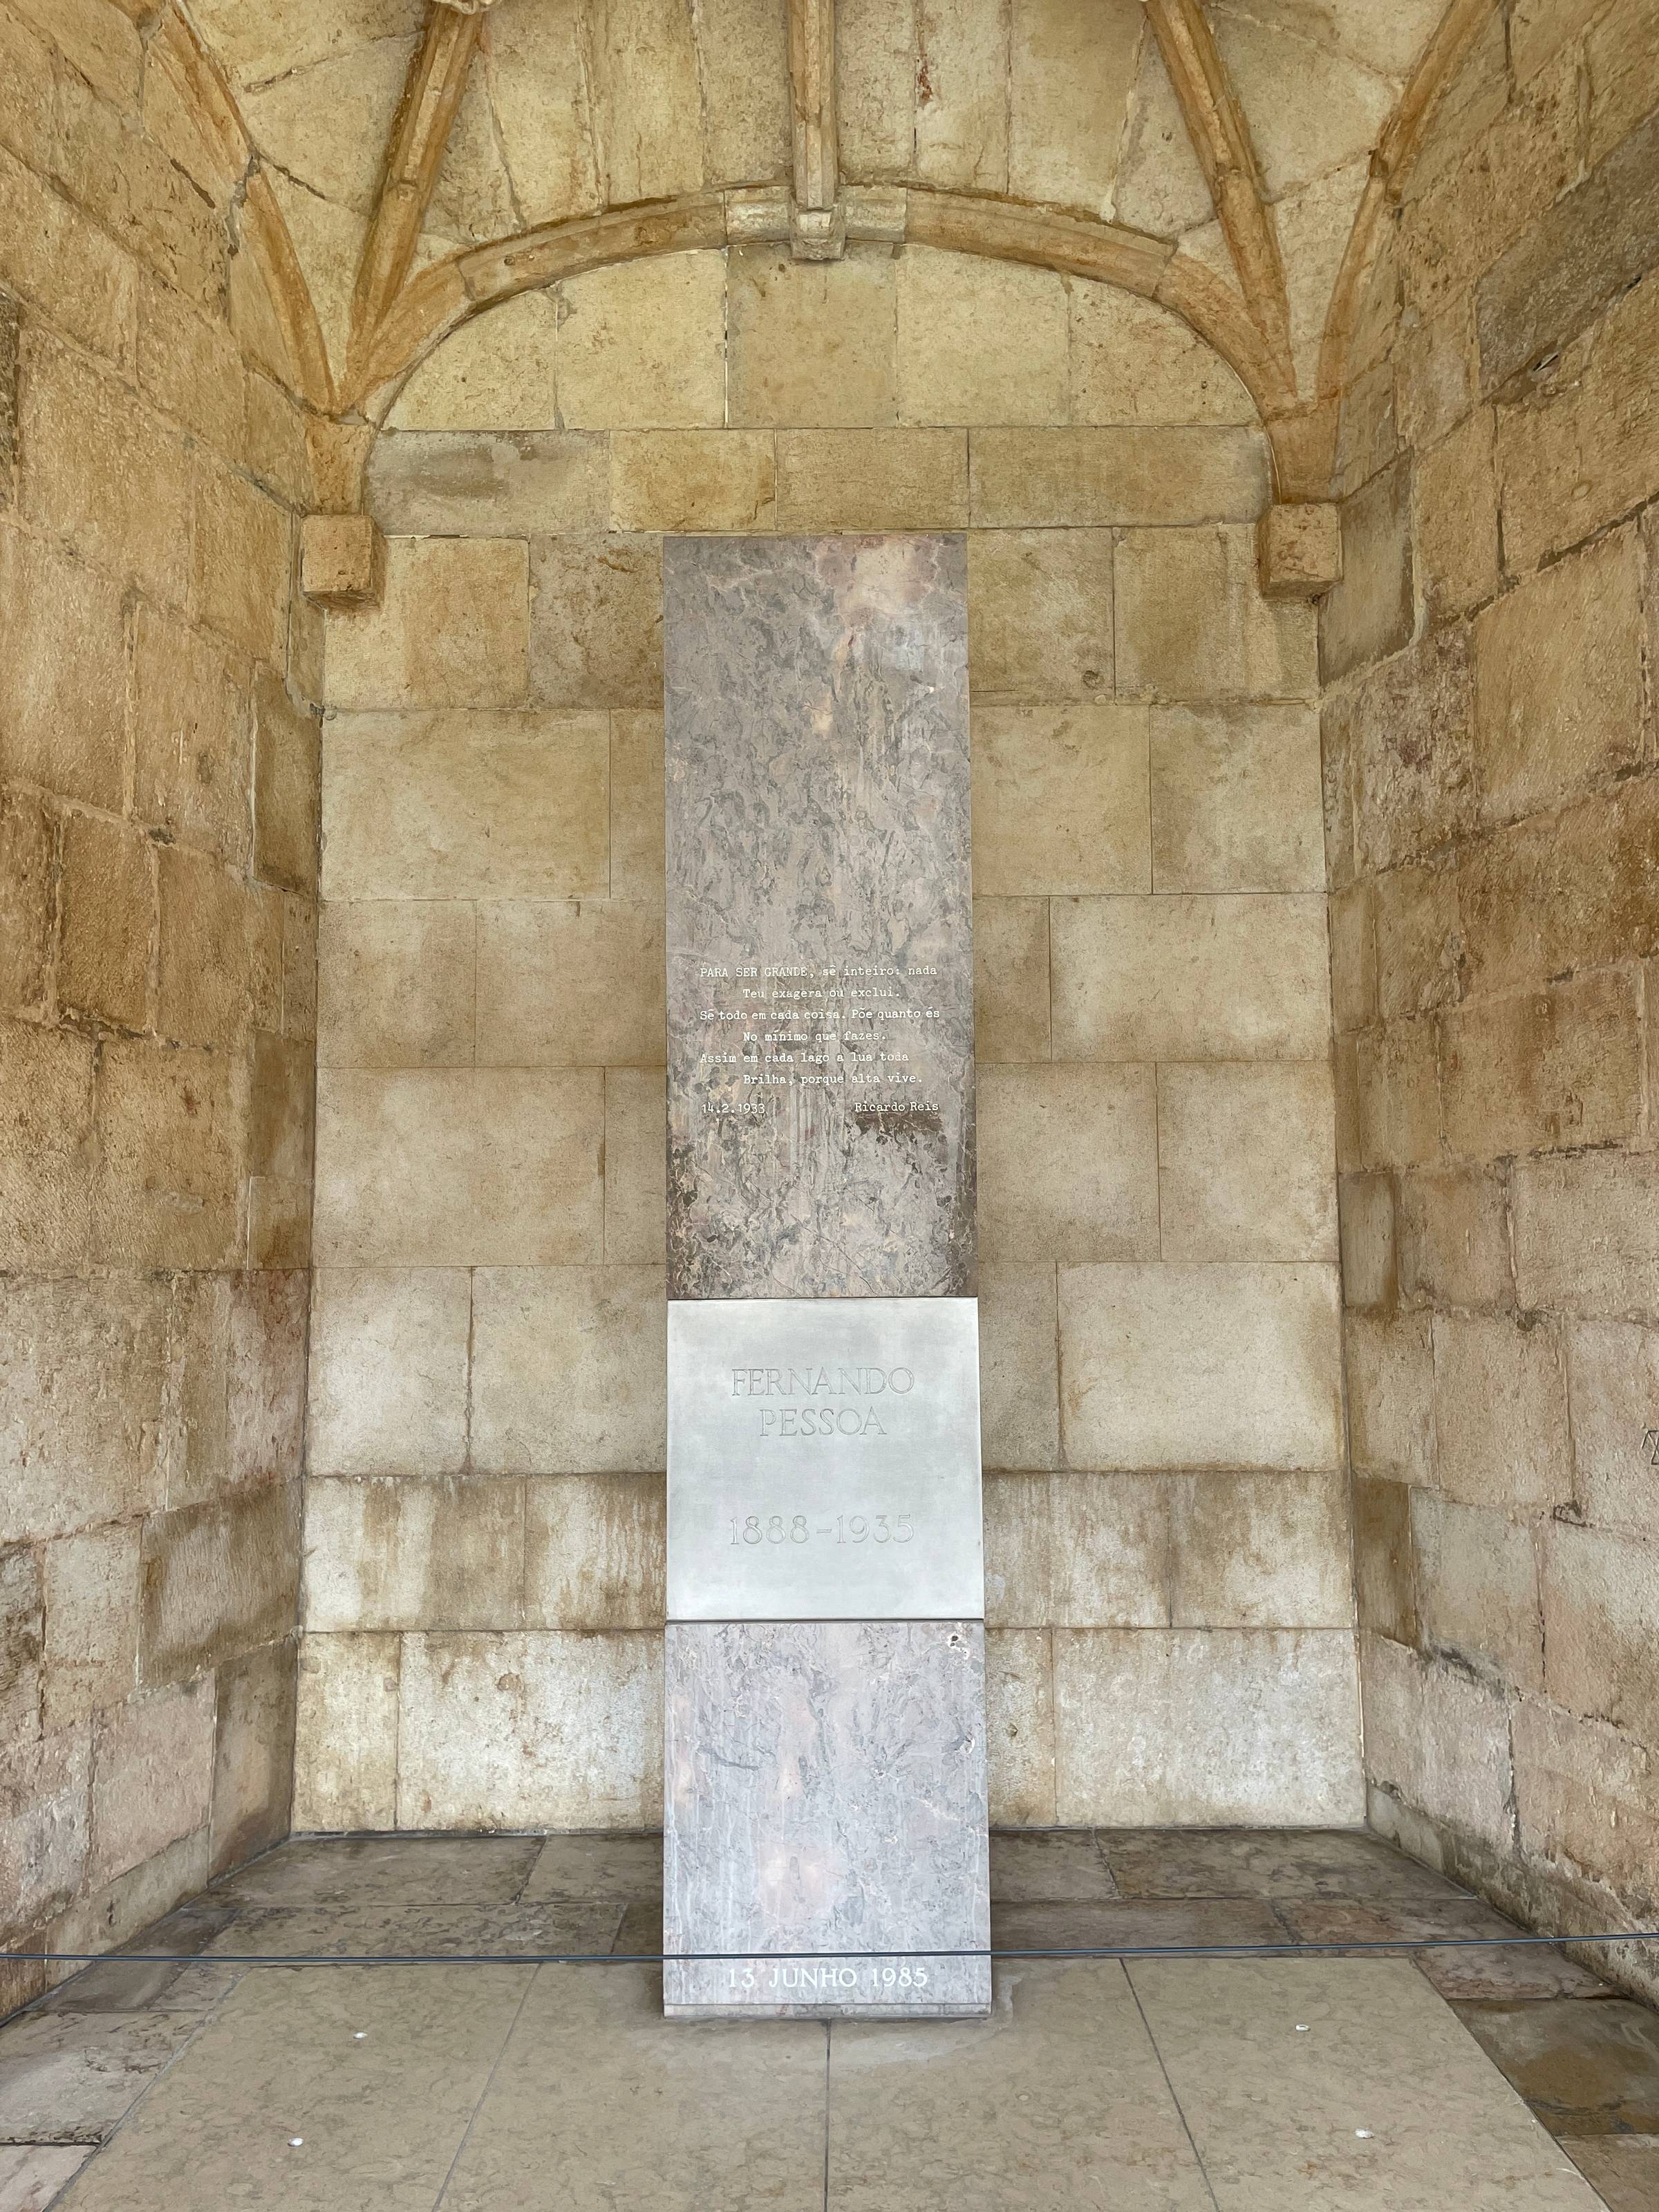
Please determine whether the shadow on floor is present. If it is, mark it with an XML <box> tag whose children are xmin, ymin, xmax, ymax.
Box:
<box><xmin>1</xmin><ymin>1828</ymin><xmax>1655</xmax><ymax>2210</ymax></box>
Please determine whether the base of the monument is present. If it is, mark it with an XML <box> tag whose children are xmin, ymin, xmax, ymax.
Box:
<box><xmin>663</xmin><ymin>1618</ymin><xmax>991</xmax><ymax>2021</ymax></box>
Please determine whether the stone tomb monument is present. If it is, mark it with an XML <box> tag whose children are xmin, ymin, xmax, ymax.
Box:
<box><xmin>661</xmin><ymin>535</ymin><xmax>990</xmax><ymax>2020</ymax></box>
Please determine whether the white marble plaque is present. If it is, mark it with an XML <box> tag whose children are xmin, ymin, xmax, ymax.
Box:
<box><xmin>664</xmin><ymin>1620</ymin><xmax>991</xmax><ymax>2018</ymax></box>
<box><xmin>666</xmin><ymin>1297</ymin><xmax>983</xmax><ymax>1621</ymax></box>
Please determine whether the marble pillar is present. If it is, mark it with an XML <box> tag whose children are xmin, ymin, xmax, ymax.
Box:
<box><xmin>662</xmin><ymin>535</ymin><xmax>988</xmax><ymax>2020</ymax></box>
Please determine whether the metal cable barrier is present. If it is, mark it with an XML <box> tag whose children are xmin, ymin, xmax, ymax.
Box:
<box><xmin>6</xmin><ymin>1933</ymin><xmax>1659</xmax><ymax>1968</ymax></box>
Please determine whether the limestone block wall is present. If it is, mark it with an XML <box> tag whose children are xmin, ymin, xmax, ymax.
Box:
<box><xmin>0</xmin><ymin>1</ymin><xmax>319</xmax><ymax>2007</ymax></box>
<box><xmin>301</xmin><ymin>243</ymin><xmax>1361</xmax><ymax>1833</ymax></box>
<box><xmin>1324</xmin><ymin>0</ymin><xmax>1659</xmax><ymax>1996</ymax></box>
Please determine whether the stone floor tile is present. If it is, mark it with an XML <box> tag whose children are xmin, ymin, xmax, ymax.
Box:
<box><xmin>1131</xmin><ymin>1956</ymin><xmax>1602</xmax><ymax>2209</ymax></box>
<box><xmin>1562</xmin><ymin>2135</ymin><xmax>1659</xmax><ymax>2211</ymax></box>
<box><xmin>43</xmin><ymin>1910</ymin><xmax>243</xmax><ymax>2017</ymax></box>
<box><xmin>209</xmin><ymin>1835</ymin><xmax>545</xmax><ymax>1907</ymax></box>
<box><xmin>991</xmin><ymin>1898</ymin><xmax>1287</xmax><ymax>1955</ymax></box>
<box><xmin>1277</xmin><ymin>1898</ymin><xmax>1612</xmax><ymax>2002</ymax></box>
<box><xmin>827</xmin><ymin>1960</ymin><xmax>1212</xmax><ymax>2210</ymax></box>
<box><xmin>520</xmin><ymin>1833</ymin><xmax>663</xmax><ymax>1902</ymax></box>
<box><xmin>1452</xmin><ymin>1998</ymin><xmax>1659</xmax><ymax>2137</ymax></box>
<box><xmin>1416</xmin><ymin>1949</ymin><xmax>1615</xmax><ymax>2005</ymax></box>
<box><xmin>612</xmin><ymin>1901</ymin><xmax>662</xmax><ymax>1956</ymax></box>
<box><xmin>988</xmin><ymin>1831</ymin><xmax>1119</xmax><ymax>1904</ymax></box>
<box><xmin>1102</xmin><ymin>1827</ymin><xmax>1465</xmax><ymax>1901</ymax></box>
<box><xmin>0</xmin><ymin>2012</ymin><xmax>200</xmax><ymax>2145</ymax></box>
<box><xmin>0</xmin><ymin>2145</ymin><xmax>92</xmax><ymax>2211</ymax></box>
<box><xmin>202</xmin><ymin>1903</ymin><xmax>624</xmax><ymax>1960</ymax></box>
<box><xmin>50</xmin><ymin>1966</ymin><xmax>530</xmax><ymax>2212</ymax></box>
<box><xmin>437</xmin><ymin>1963</ymin><xmax>827</xmax><ymax>2211</ymax></box>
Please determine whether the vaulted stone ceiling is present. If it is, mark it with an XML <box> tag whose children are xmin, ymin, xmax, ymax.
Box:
<box><xmin>178</xmin><ymin>0</ymin><xmax>1487</xmax><ymax>494</ymax></box>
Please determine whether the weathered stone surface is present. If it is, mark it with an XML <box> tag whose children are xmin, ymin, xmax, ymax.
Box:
<box><xmin>1050</xmin><ymin>894</ymin><xmax>1329</xmax><ymax>1061</ymax></box>
<box><xmin>1441</xmin><ymin>971</ymin><xmax>1644</xmax><ymax>1161</ymax></box>
<box><xmin>1415</xmin><ymin>407</ymin><xmax>1499</xmax><ymax>623</ymax></box>
<box><xmin>0</xmin><ymin>1275</ymin><xmax>167</xmax><ymax>1544</ymax></box>
<box><xmin>528</xmin><ymin>531</ymin><xmax>662</xmax><ymax>709</ymax></box>
<box><xmin>1496</xmin><ymin>270</ymin><xmax>1659</xmax><ymax>572</ymax></box>
<box><xmin>41</xmin><ymin>1525</ymin><xmax>140</xmax><ymax>1732</ymax></box>
<box><xmin>325</xmin><ymin>538</ymin><xmax>529</xmax><ymax>711</ymax></box>
<box><xmin>1157</xmin><ymin>1060</ymin><xmax>1338</xmax><ymax>1262</ymax></box>
<box><xmin>965</xmin><ymin>529</ymin><xmax>1113</xmax><ymax>703</ymax></box>
<box><xmin>1338</xmin><ymin>1172</ymin><xmax>1396</xmax><ymax>1311</ymax></box>
<box><xmin>971</xmin><ymin>431</ymin><xmax>1268</xmax><ymax>529</ymax></box>
<box><xmin>557</xmin><ymin>256</ymin><xmax>727</xmax><ymax>430</ymax></box>
<box><xmin>609</xmin><ymin>431</ymin><xmax>776</xmax><ymax>534</ymax></box>
<box><xmin>1330</xmin><ymin>626</ymin><xmax>1477</xmax><ymax>873</ymax></box>
<box><xmin>1512</xmin><ymin>1696</ymin><xmax>1659</xmax><ymax>1916</ymax></box>
<box><xmin>90</xmin><ymin>1679</ymin><xmax>215</xmax><ymax>1888</ymax></box>
<box><xmin>388</xmin><ymin>292</ymin><xmax>560</xmax><ymax>432</ymax></box>
<box><xmin>664</xmin><ymin>535</ymin><xmax>974</xmax><ymax>1301</ymax></box>
<box><xmin>1541</xmin><ymin>1520</ymin><xmax>1659</xmax><ymax>1746</ymax></box>
<box><xmin>315</xmin><ymin>1070</ymin><xmax>604</xmax><ymax>1266</ymax></box>
<box><xmin>292</xmin><ymin>1633</ymin><xmax>400</xmax><ymax>1832</ymax></box>
<box><xmin>1058</xmin><ymin>1262</ymin><xmax>1342</xmax><ymax>1472</ymax></box>
<box><xmin>727</xmin><ymin>245</ymin><xmax>898</xmax><ymax>428</ymax></box>
<box><xmin>1471</xmin><ymin>527</ymin><xmax>1644</xmax><ymax>827</ymax></box>
<box><xmin>664</xmin><ymin>1620</ymin><xmax>989</xmax><ymax>2016</ymax></box>
<box><xmin>973</xmin><ymin>701</ymin><xmax>1150</xmax><ymax>896</ymax></box>
<box><xmin>1353</xmin><ymin>1475</ymin><xmax>1416</xmax><ymax>1643</ymax></box>
<box><xmin>1359</xmin><ymin>1632</ymin><xmax>1514</xmax><ymax>1851</ymax></box>
<box><xmin>0</xmin><ymin>1020</ymin><xmax>95</xmax><ymax>1272</ymax></box>
<box><xmin>1396</xmin><ymin>1167</ymin><xmax>1512</xmax><ymax>1312</ymax></box>
<box><xmin>897</xmin><ymin>250</ymin><xmax>1067</xmax><ymax>427</ymax></box>
<box><xmin>252</xmin><ymin>668</ymin><xmax>320</xmax><ymax>893</ymax></box>
<box><xmin>984</xmin><ymin>1626</ymin><xmax>1056</xmax><ymax>1824</ymax></box>
<box><xmin>305</xmin><ymin>1476</ymin><xmax>523</xmax><ymax>1633</ymax></box>
<box><xmin>1070</xmin><ymin>283</ymin><xmax>1255</xmax><ymax>427</ymax></box>
<box><xmin>1321</xmin><ymin>460</ymin><xmax>1413</xmax><ymax>684</ymax></box>
<box><xmin>1477</xmin><ymin>107</ymin><xmax>1659</xmax><ymax>391</ymax></box>
<box><xmin>1414</xmin><ymin>1492</ymin><xmax>1543</xmax><ymax>1692</ymax></box>
<box><xmin>978</xmin><ymin>1264</ymin><xmax>1059</xmax><ymax>1472</ymax></box>
<box><xmin>1169</xmin><ymin>1471</ymin><xmax>1351</xmax><ymax>1631</ymax></box>
<box><xmin>398</xmin><ymin>1630</ymin><xmax>662</xmax><ymax>1829</ymax></box>
<box><xmin>317</xmin><ymin>901</ymin><xmax>475</xmax><ymax>1069</ymax></box>
<box><xmin>470</xmin><ymin>1266</ymin><xmax>665</xmax><ymax>1474</ymax></box>
<box><xmin>1150</xmin><ymin>702</ymin><xmax>1324</xmax><ymax>894</ymax></box>
<box><xmin>210</xmin><ymin>1638</ymin><xmax>295</xmax><ymax>1877</ymax></box>
<box><xmin>1433</xmin><ymin>1312</ymin><xmax>1570</xmax><ymax>1512</ymax></box>
<box><xmin>0</xmin><ymin>526</ymin><xmax>128</xmax><ymax>807</ymax></box>
<box><xmin>475</xmin><ymin>899</ymin><xmax>665</xmax><ymax>1068</ymax></box>
<box><xmin>603</xmin><ymin>1067</ymin><xmax>668</xmax><ymax>1265</ymax></box>
<box><xmin>1371</xmin><ymin>859</ymin><xmax>1461</xmax><ymax>1021</ymax></box>
<box><xmin>979</xmin><ymin>1064</ymin><xmax>1157</xmax><ymax>1265</ymax></box>
<box><xmin>130</xmin><ymin>606</ymin><xmax>245</xmax><ymax>865</ymax></box>
<box><xmin>524</xmin><ymin>1472</ymin><xmax>665</xmax><ymax>1632</ymax></box>
<box><xmin>138</xmin><ymin>1481</ymin><xmax>300</xmax><ymax>1686</ymax></box>
<box><xmin>1566</xmin><ymin>1320</ymin><xmax>1659</xmax><ymax>1535</ymax></box>
<box><xmin>1512</xmin><ymin>1151</ymin><xmax>1659</xmax><ymax>1316</ymax></box>
<box><xmin>368</xmin><ymin>431</ymin><xmax>607</xmax><ymax>536</ymax></box>
<box><xmin>308</xmin><ymin>1268</ymin><xmax>469</xmax><ymax>1479</ymax></box>
<box><xmin>19</xmin><ymin>330</ymin><xmax>191</xmax><ymax>604</ymax></box>
<box><xmin>57</xmin><ymin>812</ymin><xmax>151</xmax><ymax>1029</ymax></box>
<box><xmin>1053</xmin><ymin>1629</ymin><xmax>1362</xmax><ymax>1825</ymax></box>
<box><xmin>774</xmin><ymin>429</ymin><xmax>970</xmax><ymax>530</ymax></box>
<box><xmin>973</xmin><ymin>897</ymin><xmax>1049</xmax><ymax>1064</ymax></box>
<box><xmin>1344</xmin><ymin>1313</ymin><xmax>1434</xmax><ymax>1483</ymax></box>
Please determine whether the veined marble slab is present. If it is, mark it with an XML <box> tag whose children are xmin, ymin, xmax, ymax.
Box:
<box><xmin>666</xmin><ymin>1297</ymin><xmax>983</xmax><ymax>1621</ymax></box>
<box><xmin>663</xmin><ymin>535</ymin><xmax>974</xmax><ymax>1303</ymax></box>
<box><xmin>664</xmin><ymin>1620</ymin><xmax>990</xmax><ymax>2018</ymax></box>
